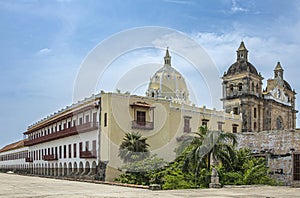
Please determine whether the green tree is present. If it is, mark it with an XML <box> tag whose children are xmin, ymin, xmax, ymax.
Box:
<box><xmin>115</xmin><ymin>155</ymin><xmax>167</xmax><ymax>185</ymax></box>
<box><xmin>183</xmin><ymin>126</ymin><xmax>237</xmax><ymax>176</ymax></box>
<box><xmin>218</xmin><ymin>148</ymin><xmax>277</xmax><ymax>186</ymax></box>
<box><xmin>118</xmin><ymin>132</ymin><xmax>150</xmax><ymax>163</ymax></box>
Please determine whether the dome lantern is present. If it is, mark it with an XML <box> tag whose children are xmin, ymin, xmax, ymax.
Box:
<box><xmin>146</xmin><ymin>48</ymin><xmax>190</xmax><ymax>104</ymax></box>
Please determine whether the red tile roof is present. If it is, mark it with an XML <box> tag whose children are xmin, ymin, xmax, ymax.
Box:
<box><xmin>0</xmin><ymin>139</ymin><xmax>27</xmax><ymax>153</ymax></box>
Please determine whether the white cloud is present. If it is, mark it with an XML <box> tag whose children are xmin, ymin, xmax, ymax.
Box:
<box><xmin>231</xmin><ymin>0</ymin><xmax>248</xmax><ymax>13</ymax></box>
<box><xmin>36</xmin><ymin>48</ymin><xmax>51</xmax><ymax>55</ymax></box>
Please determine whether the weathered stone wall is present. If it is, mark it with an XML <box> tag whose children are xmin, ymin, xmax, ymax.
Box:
<box><xmin>236</xmin><ymin>129</ymin><xmax>300</xmax><ymax>185</ymax></box>
<box><xmin>268</xmin><ymin>156</ymin><xmax>292</xmax><ymax>185</ymax></box>
<box><xmin>236</xmin><ymin>130</ymin><xmax>300</xmax><ymax>154</ymax></box>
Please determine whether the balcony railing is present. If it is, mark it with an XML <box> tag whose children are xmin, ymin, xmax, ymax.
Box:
<box><xmin>43</xmin><ymin>154</ymin><xmax>58</xmax><ymax>161</ymax></box>
<box><xmin>131</xmin><ymin>120</ymin><xmax>154</xmax><ymax>130</ymax></box>
<box><xmin>80</xmin><ymin>151</ymin><xmax>96</xmax><ymax>159</ymax></box>
<box><xmin>25</xmin><ymin>157</ymin><xmax>33</xmax><ymax>162</ymax></box>
<box><xmin>24</xmin><ymin>122</ymin><xmax>98</xmax><ymax>146</ymax></box>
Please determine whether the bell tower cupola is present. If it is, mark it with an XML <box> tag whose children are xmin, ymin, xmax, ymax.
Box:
<box><xmin>237</xmin><ymin>41</ymin><xmax>248</xmax><ymax>62</ymax></box>
<box><xmin>164</xmin><ymin>47</ymin><xmax>171</xmax><ymax>66</ymax></box>
<box><xmin>274</xmin><ymin>61</ymin><xmax>284</xmax><ymax>80</ymax></box>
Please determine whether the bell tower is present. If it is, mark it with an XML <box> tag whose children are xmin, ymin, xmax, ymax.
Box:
<box><xmin>237</xmin><ymin>41</ymin><xmax>248</xmax><ymax>62</ymax></box>
<box><xmin>164</xmin><ymin>47</ymin><xmax>171</xmax><ymax>66</ymax></box>
<box><xmin>222</xmin><ymin>41</ymin><xmax>263</xmax><ymax>132</ymax></box>
<box><xmin>274</xmin><ymin>61</ymin><xmax>284</xmax><ymax>80</ymax></box>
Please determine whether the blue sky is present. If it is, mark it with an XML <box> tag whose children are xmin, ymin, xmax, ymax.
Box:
<box><xmin>1</xmin><ymin>0</ymin><xmax>300</xmax><ymax>147</ymax></box>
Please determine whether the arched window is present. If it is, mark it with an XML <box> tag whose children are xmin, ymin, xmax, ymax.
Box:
<box><xmin>151</xmin><ymin>92</ymin><xmax>155</xmax><ymax>97</ymax></box>
<box><xmin>276</xmin><ymin>116</ymin><xmax>283</xmax><ymax>130</ymax></box>
<box><xmin>251</xmin><ymin>82</ymin><xmax>254</xmax><ymax>92</ymax></box>
<box><xmin>256</xmin><ymin>84</ymin><xmax>259</xmax><ymax>93</ymax></box>
<box><xmin>278</xmin><ymin>89</ymin><xmax>281</xmax><ymax>98</ymax></box>
<box><xmin>230</xmin><ymin>84</ymin><xmax>234</xmax><ymax>92</ymax></box>
<box><xmin>238</xmin><ymin>83</ymin><xmax>243</xmax><ymax>91</ymax></box>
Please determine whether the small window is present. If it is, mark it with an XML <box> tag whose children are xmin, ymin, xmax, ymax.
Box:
<box><xmin>73</xmin><ymin>120</ymin><xmax>76</xmax><ymax>126</ymax></box>
<box><xmin>79</xmin><ymin>117</ymin><xmax>83</xmax><ymax>125</ymax></box>
<box><xmin>92</xmin><ymin>140</ymin><xmax>96</xmax><ymax>156</ymax></box>
<box><xmin>278</xmin><ymin>89</ymin><xmax>281</xmax><ymax>98</ymax></box>
<box><xmin>276</xmin><ymin>117</ymin><xmax>283</xmax><ymax>130</ymax></box>
<box><xmin>218</xmin><ymin>122</ymin><xmax>224</xmax><ymax>131</ymax></box>
<box><xmin>68</xmin><ymin>121</ymin><xmax>71</xmax><ymax>128</ymax></box>
<box><xmin>85</xmin><ymin>115</ymin><xmax>89</xmax><ymax>123</ymax></box>
<box><xmin>230</xmin><ymin>84</ymin><xmax>234</xmax><ymax>92</ymax></box>
<box><xmin>104</xmin><ymin>113</ymin><xmax>107</xmax><ymax>127</ymax></box>
<box><xmin>63</xmin><ymin>145</ymin><xmax>67</xmax><ymax>159</ymax></box>
<box><xmin>73</xmin><ymin>143</ymin><xmax>77</xmax><ymax>158</ymax></box>
<box><xmin>254</xmin><ymin>122</ymin><xmax>257</xmax><ymax>130</ymax></box>
<box><xmin>137</xmin><ymin>111</ymin><xmax>146</xmax><ymax>125</ymax></box>
<box><xmin>68</xmin><ymin>144</ymin><xmax>72</xmax><ymax>158</ymax></box>
<box><xmin>238</xmin><ymin>83</ymin><xmax>243</xmax><ymax>91</ymax></box>
<box><xmin>233</xmin><ymin>107</ymin><xmax>239</xmax><ymax>115</ymax></box>
<box><xmin>184</xmin><ymin>116</ymin><xmax>191</xmax><ymax>133</ymax></box>
<box><xmin>254</xmin><ymin>108</ymin><xmax>257</xmax><ymax>118</ymax></box>
<box><xmin>79</xmin><ymin>142</ymin><xmax>83</xmax><ymax>153</ymax></box>
<box><xmin>59</xmin><ymin>146</ymin><xmax>62</xmax><ymax>159</ymax></box>
<box><xmin>202</xmin><ymin>119</ymin><xmax>209</xmax><ymax>127</ymax></box>
<box><xmin>85</xmin><ymin>141</ymin><xmax>89</xmax><ymax>151</ymax></box>
<box><xmin>232</xmin><ymin>124</ymin><xmax>238</xmax><ymax>133</ymax></box>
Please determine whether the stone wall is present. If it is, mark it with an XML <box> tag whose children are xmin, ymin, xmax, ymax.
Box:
<box><xmin>236</xmin><ymin>129</ymin><xmax>300</xmax><ymax>185</ymax></box>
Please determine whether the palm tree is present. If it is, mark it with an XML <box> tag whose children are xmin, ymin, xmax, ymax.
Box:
<box><xmin>183</xmin><ymin>126</ymin><xmax>237</xmax><ymax>176</ymax></box>
<box><xmin>118</xmin><ymin>132</ymin><xmax>150</xmax><ymax>163</ymax></box>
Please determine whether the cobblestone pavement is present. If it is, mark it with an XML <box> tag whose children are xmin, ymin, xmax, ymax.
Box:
<box><xmin>0</xmin><ymin>173</ymin><xmax>299</xmax><ymax>198</ymax></box>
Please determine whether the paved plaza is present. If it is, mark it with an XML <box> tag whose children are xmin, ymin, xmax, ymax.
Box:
<box><xmin>0</xmin><ymin>173</ymin><xmax>299</xmax><ymax>198</ymax></box>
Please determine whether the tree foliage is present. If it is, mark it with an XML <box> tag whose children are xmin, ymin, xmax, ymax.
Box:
<box><xmin>182</xmin><ymin>126</ymin><xmax>237</xmax><ymax>176</ymax></box>
<box><xmin>118</xmin><ymin>132</ymin><xmax>150</xmax><ymax>163</ymax></box>
<box><xmin>218</xmin><ymin>148</ymin><xmax>277</xmax><ymax>186</ymax></box>
<box><xmin>115</xmin><ymin>155</ymin><xmax>167</xmax><ymax>185</ymax></box>
<box><xmin>116</xmin><ymin>127</ymin><xmax>277</xmax><ymax>189</ymax></box>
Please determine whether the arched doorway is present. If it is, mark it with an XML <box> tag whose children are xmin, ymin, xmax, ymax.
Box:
<box><xmin>47</xmin><ymin>164</ymin><xmax>51</xmax><ymax>175</ymax></box>
<box><xmin>63</xmin><ymin>163</ymin><xmax>67</xmax><ymax>176</ymax></box>
<box><xmin>59</xmin><ymin>163</ymin><xmax>63</xmax><ymax>176</ymax></box>
<box><xmin>85</xmin><ymin>161</ymin><xmax>90</xmax><ymax>175</ymax></box>
<box><xmin>44</xmin><ymin>164</ymin><xmax>47</xmax><ymax>175</ymax></box>
<box><xmin>79</xmin><ymin>162</ymin><xmax>84</xmax><ymax>175</ymax></box>
<box><xmin>54</xmin><ymin>163</ymin><xmax>58</xmax><ymax>176</ymax></box>
<box><xmin>68</xmin><ymin>162</ymin><xmax>72</xmax><ymax>176</ymax></box>
<box><xmin>41</xmin><ymin>164</ymin><xmax>44</xmax><ymax>175</ymax></box>
<box><xmin>91</xmin><ymin>161</ymin><xmax>97</xmax><ymax>174</ymax></box>
<box><xmin>48</xmin><ymin>163</ymin><xmax>52</xmax><ymax>176</ymax></box>
<box><xmin>73</xmin><ymin>162</ymin><xmax>78</xmax><ymax>175</ymax></box>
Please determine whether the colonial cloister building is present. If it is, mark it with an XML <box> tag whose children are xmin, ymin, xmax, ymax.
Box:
<box><xmin>0</xmin><ymin>44</ymin><xmax>298</xmax><ymax>184</ymax></box>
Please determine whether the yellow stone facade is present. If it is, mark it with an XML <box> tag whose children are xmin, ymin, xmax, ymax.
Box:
<box><xmin>99</xmin><ymin>92</ymin><xmax>241</xmax><ymax>180</ymax></box>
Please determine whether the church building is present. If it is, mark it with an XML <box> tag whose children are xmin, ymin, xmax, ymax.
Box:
<box><xmin>222</xmin><ymin>42</ymin><xmax>297</xmax><ymax>132</ymax></box>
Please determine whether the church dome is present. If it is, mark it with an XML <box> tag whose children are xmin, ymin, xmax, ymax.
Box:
<box><xmin>226</xmin><ymin>41</ymin><xmax>259</xmax><ymax>76</ymax></box>
<box><xmin>227</xmin><ymin>61</ymin><xmax>259</xmax><ymax>76</ymax></box>
<box><xmin>146</xmin><ymin>48</ymin><xmax>190</xmax><ymax>104</ymax></box>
